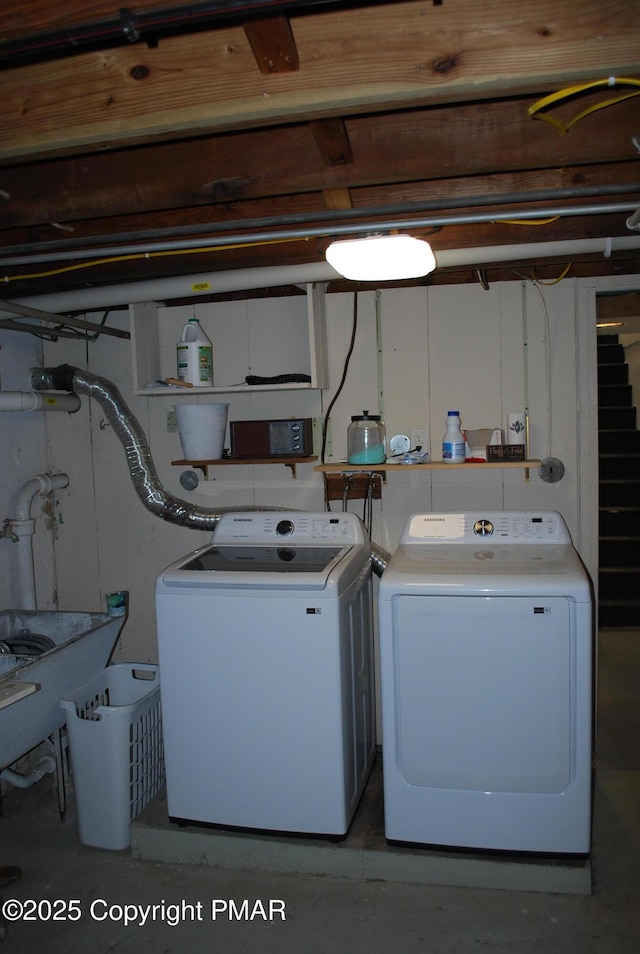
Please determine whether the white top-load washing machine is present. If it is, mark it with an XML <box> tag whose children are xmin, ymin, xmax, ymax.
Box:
<box><xmin>156</xmin><ymin>511</ymin><xmax>375</xmax><ymax>836</ymax></box>
<box><xmin>378</xmin><ymin>511</ymin><xmax>593</xmax><ymax>854</ymax></box>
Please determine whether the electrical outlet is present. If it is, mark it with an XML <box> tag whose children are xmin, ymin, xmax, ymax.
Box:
<box><xmin>410</xmin><ymin>427</ymin><xmax>429</xmax><ymax>453</ymax></box>
<box><xmin>167</xmin><ymin>409</ymin><xmax>177</xmax><ymax>433</ymax></box>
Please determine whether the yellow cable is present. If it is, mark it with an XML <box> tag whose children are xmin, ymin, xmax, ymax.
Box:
<box><xmin>500</xmin><ymin>216</ymin><xmax>560</xmax><ymax>226</ymax></box>
<box><xmin>531</xmin><ymin>263</ymin><xmax>572</xmax><ymax>285</ymax></box>
<box><xmin>529</xmin><ymin>76</ymin><xmax>640</xmax><ymax>133</ymax></box>
<box><xmin>3</xmin><ymin>235</ymin><xmax>307</xmax><ymax>284</ymax></box>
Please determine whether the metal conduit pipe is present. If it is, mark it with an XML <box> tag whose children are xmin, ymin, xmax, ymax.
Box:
<box><xmin>0</xmin><ymin>0</ymin><xmax>346</xmax><ymax>67</ymax></box>
<box><xmin>3</xmin><ymin>182</ymin><xmax>639</xmax><ymax>265</ymax></box>
<box><xmin>30</xmin><ymin>364</ymin><xmax>391</xmax><ymax>574</ymax></box>
<box><xmin>2</xmin><ymin>200</ymin><xmax>639</xmax><ymax>270</ymax></box>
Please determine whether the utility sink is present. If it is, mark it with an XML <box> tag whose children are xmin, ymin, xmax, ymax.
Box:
<box><xmin>0</xmin><ymin>610</ymin><xmax>125</xmax><ymax>770</ymax></box>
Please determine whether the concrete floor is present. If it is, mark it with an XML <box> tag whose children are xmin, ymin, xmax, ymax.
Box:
<box><xmin>1</xmin><ymin>627</ymin><xmax>639</xmax><ymax>952</ymax></box>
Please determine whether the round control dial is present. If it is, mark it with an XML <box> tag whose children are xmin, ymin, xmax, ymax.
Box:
<box><xmin>473</xmin><ymin>519</ymin><xmax>494</xmax><ymax>536</ymax></box>
<box><xmin>276</xmin><ymin>519</ymin><xmax>295</xmax><ymax>536</ymax></box>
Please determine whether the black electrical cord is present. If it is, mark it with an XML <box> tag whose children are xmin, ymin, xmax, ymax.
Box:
<box><xmin>321</xmin><ymin>291</ymin><xmax>358</xmax><ymax>465</ymax></box>
<box><xmin>4</xmin><ymin>630</ymin><xmax>56</xmax><ymax>656</ymax></box>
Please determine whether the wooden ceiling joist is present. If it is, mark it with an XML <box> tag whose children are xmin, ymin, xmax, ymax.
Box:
<box><xmin>0</xmin><ymin>0</ymin><xmax>638</xmax><ymax>294</ymax></box>
<box><xmin>309</xmin><ymin>118</ymin><xmax>354</xmax><ymax>167</ymax></box>
<box><xmin>1</xmin><ymin>1</ymin><xmax>640</xmax><ymax>162</ymax></box>
<box><xmin>243</xmin><ymin>16</ymin><xmax>299</xmax><ymax>74</ymax></box>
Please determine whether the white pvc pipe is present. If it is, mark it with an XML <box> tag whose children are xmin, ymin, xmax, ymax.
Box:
<box><xmin>11</xmin><ymin>473</ymin><xmax>69</xmax><ymax>610</ymax></box>
<box><xmin>1</xmin><ymin>235</ymin><xmax>639</xmax><ymax>319</ymax></box>
<box><xmin>0</xmin><ymin>261</ymin><xmax>338</xmax><ymax>318</ymax></box>
<box><xmin>0</xmin><ymin>391</ymin><xmax>81</xmax><ymax>412</ymax></box>
<box><xmin>0</xmin><ymin>755</ymin><xmax>56</xmax><ymax>789</ymax></box>
<box><xmin>436</xmin><ymin>236</ymin><xmax>640</xmax><ymax>267</ymax></box>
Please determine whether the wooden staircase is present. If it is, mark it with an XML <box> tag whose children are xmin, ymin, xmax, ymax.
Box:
<box><xmin>598</xmin><ymin>334</ymin><xmax>640</xmax><ymax>628</ymax></box>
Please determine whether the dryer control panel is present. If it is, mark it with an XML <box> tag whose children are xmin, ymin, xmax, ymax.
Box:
<box><xmin>400</xmin><ymin>512</ymin><xmax>572</xmax><ymax>545</ymax></box>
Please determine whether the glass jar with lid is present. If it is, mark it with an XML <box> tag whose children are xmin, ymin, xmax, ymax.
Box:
<box><xmin>347</xmin><ymin>410</ymin><xmax>386</xmax><ymax>464</ymax></box>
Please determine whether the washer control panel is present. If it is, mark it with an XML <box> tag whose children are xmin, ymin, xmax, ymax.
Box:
<box><xmin>401</xmin><ymin>512</ymin><xmax>571</xmax><ymax>545</ymax></box>
<box><xmin>213</xmin><ymin>511</ymin><xmax>365</xmax><ymax>545</ymax></box>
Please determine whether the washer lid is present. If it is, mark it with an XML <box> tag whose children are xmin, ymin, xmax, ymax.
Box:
<box><xmin>157</xmin><ymin>536</ymin><xmax>369</xmax><ymax>591</ymax></box>
<box><xmin>181</xmin><ymin>544</ymin><xmax>345</xmax><ymax>573</ymax></box>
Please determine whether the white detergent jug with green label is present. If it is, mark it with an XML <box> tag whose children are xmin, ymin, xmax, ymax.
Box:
<box><xmin>177</xmin><ymin>318</ymin><xmax>213</xmax><ymax>387</ymax></box>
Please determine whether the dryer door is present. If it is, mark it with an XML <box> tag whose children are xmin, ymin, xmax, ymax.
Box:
<box><xmin>391</xmin><ymin>595</ymin><xmax>573</xmax><ymax>794</ymax></box>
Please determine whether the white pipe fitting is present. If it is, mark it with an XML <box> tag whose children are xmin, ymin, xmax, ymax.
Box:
<box><xmin>9</xmin><ymin>474</ymin><xmax>69</xmax><ymax>611</ymax></box>
<box><xmin>0</xmin><ymin>755</ymin><xmax>56</xmax><ymax>789</ymax></box>
<box><xmin>0</xmin><ymin>391</ymin><xmax>80</xmax><ymax>413</ymax></box>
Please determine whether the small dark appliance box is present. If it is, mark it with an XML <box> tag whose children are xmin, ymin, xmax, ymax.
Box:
<box><xmin>486</xmin><ymin>444</ymin><xmax>526</xmax><ymax>462</ymax></box>
<box><xmin>230</xmin><ymin>419</ymin><xmax>313</xmax><ymax>458</ymax></box>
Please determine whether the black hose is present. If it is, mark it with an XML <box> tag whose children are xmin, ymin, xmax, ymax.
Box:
<box><xmin>5</xmin><ymin>630</ymin><xmax>56</xmax><ymax>656</ymax></box>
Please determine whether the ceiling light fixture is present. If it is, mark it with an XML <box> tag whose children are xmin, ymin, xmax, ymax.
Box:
<box><xmin>325</xmin><ymin>234</ymin><xmax>436</xmax><ymax>281</ymax></box>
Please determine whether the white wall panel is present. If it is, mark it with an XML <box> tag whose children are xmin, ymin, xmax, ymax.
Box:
<box><xmin>0</xmin><ymin>330</ymin><xmax>50</xmax><ymax>609</ymax></box>
<box><xmin>0</xmin><ymin>276</ymin><xmax>608</xmax><ymax>664</ymax></box>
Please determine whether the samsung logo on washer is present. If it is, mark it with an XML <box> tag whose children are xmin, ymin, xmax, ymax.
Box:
<box><xmin>232</xmin><ymin>518</ymin><xmax>253</xmax><ymax>522</ymax></box>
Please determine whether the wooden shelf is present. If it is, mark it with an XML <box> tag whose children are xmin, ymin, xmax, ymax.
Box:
<box><xmin>172</xmin><ymin>456</ymin><xmax>318</xmax><ymax>478</ymax></box>
<box><xmin>315</xmin><ymin>460</ymin><xmax>542</xmax><ymax>481</ymax></box>
<box><xmin>315</xmin><ymin>460</ymin><xmax>541</xmax><ymax>473</ymax></box>
<box><xmin>142</xmin><ymin>382</ymin><xmax>317</xmax><ymax>396</ymax></box>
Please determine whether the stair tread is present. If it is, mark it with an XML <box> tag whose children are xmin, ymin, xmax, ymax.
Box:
<box><xmin>598</xmin><ymin>337</ymin><xmax>639</xmax><ymax>592</ymax></box>
<box><xmin>599</xmin><ymin>477</ymin><xmax>640</xmax><ymax>483</ymax></box>
<box><xmin>599</xmin><ymin>566</ymin><xmax>640</xmax><ymax>573</ymax></box>
<box><xmin>600</xmin><ymin>534</ymin><xmax>640</xmax><ymax>540</ymax></box>
<box><xmin>599</xmin><ymin>598</ymin><xmax>640</xmax><ymax>606</ymax></box>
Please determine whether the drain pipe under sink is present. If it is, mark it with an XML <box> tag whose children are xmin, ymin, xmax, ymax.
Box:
<box><xmin>5</xmin><ymin>474</ymin><xmax>69</xmax><ymax>610</ymax></box>
<box><xmin>0</xmin><ymin>755</ymin><xmax>56</xmax><ymax>790</ymax></box>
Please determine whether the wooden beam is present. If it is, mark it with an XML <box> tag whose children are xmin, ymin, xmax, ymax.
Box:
<box><xmin>243</xmin><ymin>16</ymin><xmax>299</xmax><ymax>73</ymax></box>
<box><xmin>1</xmin><ymin>0</ymin><xmax>639</xmax><ymax>161</ymax></box>
<box><xmin>597</xmin><ymin>293</ymin><xmax>640</xmax><ymax>320</ymax></box>
<box><xmin>309</xmin><ymin>118</ymin><xmax>353</xmax><ymax>166</ymax></box>
<box><xmin>1</xmin><ymin>96</ymin><xmax>637</xmax><ymax>229</ymax></box>
<box><xmin>322</xmin><ymin>188</ymin><xmax>353</xmax><ymax>209</ymax></box>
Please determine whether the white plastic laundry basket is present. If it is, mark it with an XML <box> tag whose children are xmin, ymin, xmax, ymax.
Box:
<box><xmin>60</xmin><ymin>664</ymin><xmax>164</xmax><ymax>850</ymax></box>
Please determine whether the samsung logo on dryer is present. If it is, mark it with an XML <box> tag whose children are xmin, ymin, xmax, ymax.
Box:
<box><xmin>232</xmin><ymin>518</ymin><xmax>253</xmax><ymax>522</ymax></box>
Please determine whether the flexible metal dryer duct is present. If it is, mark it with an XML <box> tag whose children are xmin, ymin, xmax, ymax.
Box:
<box><xmin>31</xmin><ymin>365</ymin><xmax>391</xmax><ymax>574</ymax></box>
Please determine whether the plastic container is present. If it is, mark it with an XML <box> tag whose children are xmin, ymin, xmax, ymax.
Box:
<box><xmin>60</xmin><ymin>664</ymin><xmax>164</xmax><ymax>850</ymax></box>
<box><xmin>176</xmin><ymin>317</ymin><xmax>213</xmax><ymax>387</ymax></box>
<box><xmin>442</xmin><ymin>410</ymin><xmax>466</xmax><ymax>463</ymax></box>
<box><xmin>348</xmin><ymin>410</ymin><xmax>386</xmax><ymax>464</ymax></box>
<box><xmin>174</xmin><ymin>402</ymin><xmax>229</xmax><ymax>460</ymax></box>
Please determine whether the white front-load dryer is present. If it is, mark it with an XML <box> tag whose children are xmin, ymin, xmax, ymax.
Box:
<box><xmin>156</xmin><ymin>512</ymin><xmax>375</xmax><ymax>836</ymax></box>
<box><xmin>378</xmin><ymin>511</ymin><xmax>593</xmax><ymax>854</ymax></box>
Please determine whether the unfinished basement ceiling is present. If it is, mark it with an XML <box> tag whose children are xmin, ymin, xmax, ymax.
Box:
<box><xmin>0</xmin><ymin>0</ymin><xmax>639</xmax><ymax>310</ymax></box>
